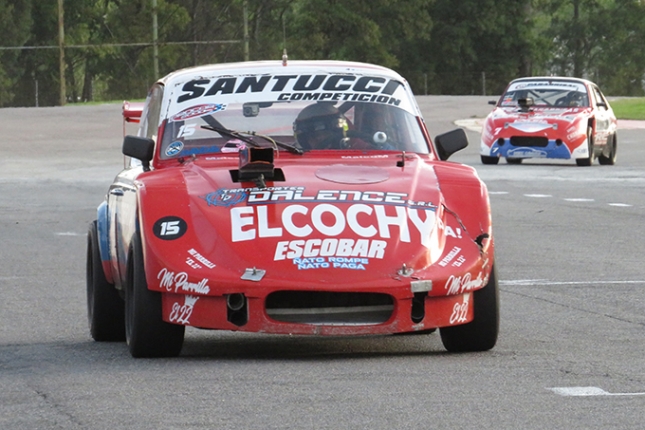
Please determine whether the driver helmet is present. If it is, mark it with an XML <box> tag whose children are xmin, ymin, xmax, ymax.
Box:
<box><xmin>293</xmin><ymin>103</ymin><xmax>348</xmax><ymax>149</ymax></box>
<box><xmin>568</xmin><ymin>91</ymin><xmax>587</xmax><ymax>106</ymax></box>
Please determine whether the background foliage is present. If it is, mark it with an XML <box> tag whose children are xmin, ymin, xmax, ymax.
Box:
<box><xmin>1</xmin><ymin>0</ymin><xmax>644</xmax><ymax>107</ymax></box>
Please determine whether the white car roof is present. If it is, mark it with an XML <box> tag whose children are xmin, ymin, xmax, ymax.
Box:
<box><xmin>509</xmin><ymin>76</ymin><xmax>596</xmax><ymax>87</ymax></box>
<box><xmin>157</xmin><ymin>60</ymin><xmax>420</xmax><ymax>121</ymax></box>
<box><xmin>160</xmin><ymin>60</ymin><xmax>406</xmax><ymax>85</ymax></box>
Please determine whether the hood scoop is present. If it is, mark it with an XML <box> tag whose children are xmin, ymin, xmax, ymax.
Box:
<box><xmin>315</xmin><ymin>164</ymin><xmax>389</xmax><ymax>185</ymax></box>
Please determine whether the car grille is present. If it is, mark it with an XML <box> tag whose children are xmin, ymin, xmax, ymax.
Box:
<box><xmin>510</xmin><ymin>136</ymin><xmax>548</xmax><ymax>147</ymax></box>
<box><xmin>265</xmin><ymin>291</ymin><xmax>394</xmax><ymax>325</ymax></box>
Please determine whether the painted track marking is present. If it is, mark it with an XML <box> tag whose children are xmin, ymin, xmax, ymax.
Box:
<box><xmin>550</xmin><ymin>387</ymin><xmax>645</xmax><ymax>397</ymax></box>
<box><xmin>501</xmin><ymin>279</ymin><xmax>645</xmax><ymax>286</ymax></box>
<box><xmin>490</xmin><ymin>192</ymin><xmax>634</xmax><ymax>208</ymax></box>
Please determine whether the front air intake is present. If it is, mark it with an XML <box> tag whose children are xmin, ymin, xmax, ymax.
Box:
<box><xmin>265</xmin><ymin>291</ymin><xmax>393</xmax><ymax>325</ymax></box>
<box><xmin>510</xmin><ymin>136</ymin><xmax>548</xmax><ymax>147</ymax></box>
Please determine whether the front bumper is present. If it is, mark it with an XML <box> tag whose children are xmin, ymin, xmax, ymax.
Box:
<box><xmin>157</xmin><ymin>253</ymin><xmax>492</xmax><ymax>336</ymax></box>
<box><xmin>161</xmin><ymin>288</ymin><xmax>475</xmax><ymax>335</ymax></box>
<box><xmin>488</xmin><ymin>137</ymin><xmax>573</xmax><ymax>160</ymax></box>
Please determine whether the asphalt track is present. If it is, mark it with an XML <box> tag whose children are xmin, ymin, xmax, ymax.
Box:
<box><xmin>1</xmin><ymin>97</ymin><xmax>645</xmax><ymax>429</ymax></box>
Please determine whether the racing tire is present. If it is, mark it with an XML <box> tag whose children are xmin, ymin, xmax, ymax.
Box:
<box><xmin>439</xmin><ymin>264</ymin><xmax>499</xmax><ymax>352</ymax></box>
<box><xmin>86</xmin><ymin>220</ymin><xmax>125</xmax><ymax>341</ymax></box>
<box><xmin>480</xmin><ymin>155</ymin><xmax>499</xmax><ymax>165</ymax></box>
<box><xmin>125</xmin><ymin>232</ymin><xmax>185</xmax><ymax>358</ymax></box>
<box><xmin>506</xmin><ymin>158</ymin><xmax>522</xmax><ymax>164</ymax></box>
<box><xmin>576</xmin><ymin>127</ymin><xmax>595</xmax><ymax>166</ymax></box>
<box><xmin>598</xmin><ymin>133</ymin><xmax>617</xmax><ymax>165</ymax></box>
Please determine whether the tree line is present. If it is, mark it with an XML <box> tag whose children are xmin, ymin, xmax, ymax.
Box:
<box><xmin>1</xmin><ymin>0</ymin><xmax>644</xmax><ymax>107</ymax></box>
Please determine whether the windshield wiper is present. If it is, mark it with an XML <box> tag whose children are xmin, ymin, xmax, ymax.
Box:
<box><xmin>201</xmin><ymin>125</ymin><xmax>302</xmax><ymax>155</ymax></box>
<box><xmin>201</xmin><ymin>125</ymin><xmax>261</xmax><ymax>148</ymax></box>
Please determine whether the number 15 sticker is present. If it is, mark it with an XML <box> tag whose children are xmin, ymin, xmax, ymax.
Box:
<box><xmin>153</xmin><ymin>216</ymin><xmax>188</xmax><ymax>240</ymax></box>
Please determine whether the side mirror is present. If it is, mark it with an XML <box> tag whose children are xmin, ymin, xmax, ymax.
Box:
<box><xmin>434</xmin><ymin>128</ymin><xmax>469</xmax><ymax>161</ymax></box>
<box><xmin>123</xmin><ymin>135</ymin><xmax>154</xmax><ymax>171</ymax></box>
<box><xmin>488</xmin><ymin>100</ymin><xmax>497</xmax><ymax>105</ymax></box>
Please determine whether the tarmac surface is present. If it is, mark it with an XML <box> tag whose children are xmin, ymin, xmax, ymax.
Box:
<box><xmin>2</xmin><ymin>99</ymin><xmax>645</xmax><ymax>430</ymax></box>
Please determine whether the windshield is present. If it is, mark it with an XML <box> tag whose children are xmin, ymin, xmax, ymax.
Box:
<box><xmin>158</xmin><ymin>100</ymin><xmax>429</xmax><ymax>160</ymax></box>
<box><xmin>500</xmin><ymin>80</ymin><xmax>589</xmax><ymax>108</ymax></box>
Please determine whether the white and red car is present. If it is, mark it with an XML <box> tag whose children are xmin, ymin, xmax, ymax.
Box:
<box><xmin>480</xmin><ymin>76</ymin><xmax>617</xmax><ymax>166</ymax></box>
<box><xmin>86</xmin><ymin>60</ymin><xmax>498</xmax><ymax>357</ymax></box>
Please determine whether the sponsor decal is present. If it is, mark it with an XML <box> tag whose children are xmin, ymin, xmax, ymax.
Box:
<box><xmin>231</xmin><ymin>203</ymin><xmax>435</xmax><ymax>253</ymax></box>
<box><xmin>203</xmin><ymin>189</ymin><xmax>248</xmax><ymax>207</ymax></box>
<box><xmin>449</xmin><ymin>293</ymin><xmax>470</xmax><ymax>325</ymax></box>
<box><xmin>207</xmin><ymin>187</ymin><xmax>435</xmax><ymax>209</ymax></box>
<box><xmin>170</xmin><ymin>103</ymin><xmax>226</xmax><ymax>121</ymax></box>
<box><xmin>169</xmin><ymin>295</ymin><xmax>199</xmax><ymax>325</ymax></box>
<box><xmin>291</xmin><ymin>256</ymin><xmax>369</xmax><ymax>271</ymax></box>
<box><xmin>444</xmin><ymin>271</ymin><xmax>487</xmax><ymax>295</ymax></box>
<box><xmin>201</xmin><ymin>186</ymin><xmax>444</xmax><ymax>265</ymax></box>
<box><xmin>566</xmin><ymin>132</ymin><xmax>579</xmax><ymax>142</ymax></box>
<box><xmin>177</xmin><ymin>74</ymin><xmax>404</xmax><ymax>106</ymax></box>
<box><xmin>438</xmin><ymin>246</ymin><xmax>461</xmax><ymax>267</ymax></box>
<box><xmin>507</xmin><ymin>147</ymin><xmax>548</xmax><ymax>158</ymax></box>
<box><xmin>177</xmin><ymin>145</ymin><xmax>222</xmax><ymax>157</ymax></box>
<box><xmin>277</xmin><ymin>92</ymin><xmax>401</xmax><ymax>105</ymax></box>
<box><xmin>444</xmin><ymin>226</ymin><xmax>462</xmax><ymax>239</ymax></box>
<box><xmin>452</xmin><ymin>255</ymin><xmax>466</xmax><ymax>267</ymax></box>
<box><xmin>158</xmin><ymin>268</ymin><xmax>211</xmax><ymax>294</ymax></box>
<box><xmin>165</xmin><ymin>141</ymin><xmax>184</xmax><ymax>157</ymax></box>
<box><xmin>340</xmin><ymin>154</ymin><xmax>389</xmax><ymax>159</ymax></box>
<box><xmin>153</xmin><ymin>216</ymin><xmax>188</xmax><ymax>240</ymax></box>
<box><xmin>508</xmin><ymin>81</ymin><xmax>586</xmax><ymax>92</ymax></box>
<box><xmin>275</xmin><ymin>238</ymin><xmax>386</xmax><ymax>262</ymax></box>
<box><xmin>186</xmin><ymin>248</ymin><xmax>216</xmax><ymax>270</ymax></box>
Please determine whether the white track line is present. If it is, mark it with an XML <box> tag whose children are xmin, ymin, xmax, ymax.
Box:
<box><xmin>501</xmin><ymin>280</ymin><xmax>645</xmax><ymax>286</ymax></box>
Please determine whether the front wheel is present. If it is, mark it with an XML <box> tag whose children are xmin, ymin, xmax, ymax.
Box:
<box><xmin>506</xmin><ymin>157</ymin><xmax>522</xmax><ymax>164</ymax></box>
<box><xmin>440</xmin><ymin>264</ymin><xmax>500</xmax><ymax>352</ymax></box>
<box><xmin>480</xmin><ymin>155</ymin><xmax>499</xmax><ymax>165</ymax></box>
<box><xmin>598</xmin><ymin>133</ymin><xmax>617</xmax><ymax>165</ymax></box>
<box><xmin>125</xmin><ymin>232</ymin><xmax>185</xmax><ymax>358</ymax></box>
<box><xmin>86</xmin><ymin>220</ymin><xmax>125</xmax><ymax>341</ymax></box>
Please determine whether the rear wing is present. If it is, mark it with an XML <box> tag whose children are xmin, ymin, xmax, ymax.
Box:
<box><xmin>122</xmin><ymin>100</ymin><xmax>144</xmax><ymax>136</ymax></box>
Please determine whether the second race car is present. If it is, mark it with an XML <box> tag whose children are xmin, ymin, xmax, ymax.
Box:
<box><xmin>480</xmin><ymin>76</ymin><xmax>617</xmax><ymax>166</ymax></box>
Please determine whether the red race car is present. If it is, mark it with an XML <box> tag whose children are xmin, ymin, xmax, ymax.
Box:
<box><xmin>86</xmin><ymin>60</ymin><xmax>498</xmax><ymax>357</ymax></box>
<box><xmin>480</xmin><ymin>76</ymin><xmax>617</xmax><ymax>166</ymax></box>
